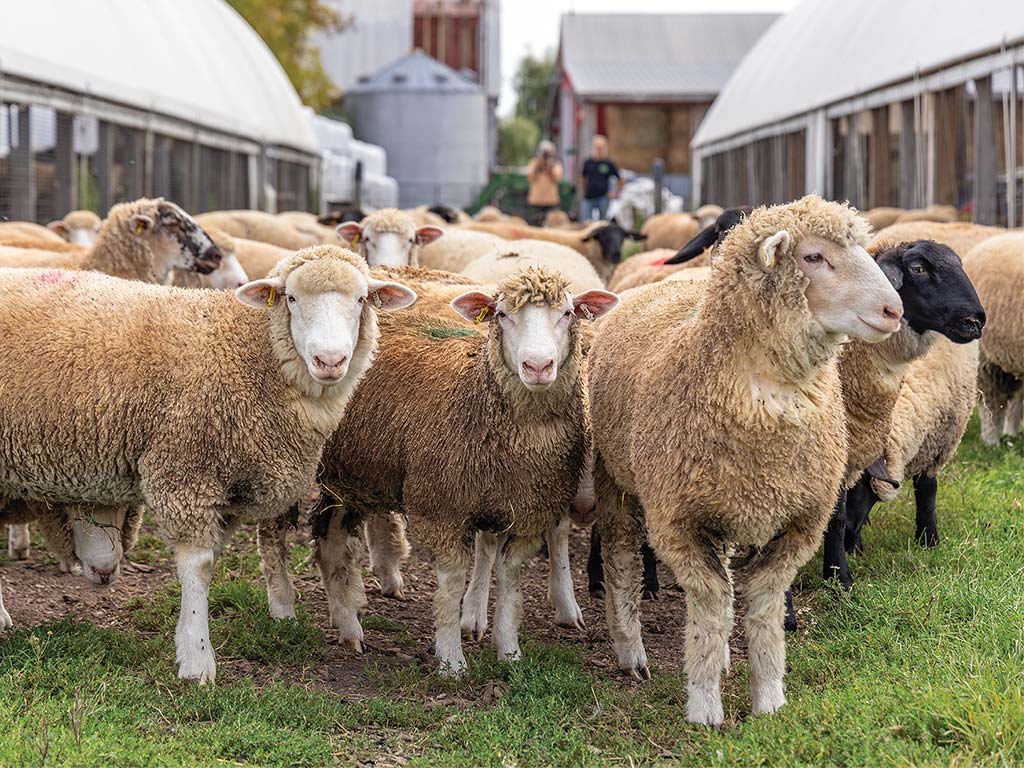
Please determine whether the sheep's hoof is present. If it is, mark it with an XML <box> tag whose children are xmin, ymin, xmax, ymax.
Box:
<box><xmin>642</xmin><ymin>588</ymin><xmax>659</xmax><ymax>601</ymax></box>
<box><xmin>589</xmin><ymin>585</ymin><xmax>606</xmax><ymax>600</ymax></box>
<box><xmin>381</xmin><ymin>588</ymin><xmax>407</xmax><ymax>601</ymax></box>
<box><xmin>783</xmin><ymin>613</ymin><xmax>798</xmax><ymax>632</ymax></box>
<box><xmin>342</xmin><ymin>637</ymin><xmax>364</xmax><ymax>654</ymax></box>
<box><xmin>0</xmin><ymin>607</ymin><xmax>12</xmax><ymax>631</ymax></box>
<box><xmin>628</xmin><ymin>663</ymin><xmax>651</xmax><ymax>682</ymax></box>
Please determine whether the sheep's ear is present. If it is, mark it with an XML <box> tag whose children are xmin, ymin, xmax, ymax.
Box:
<box><xmin>572</xmin><ymin>289</ymin><xmax>619</xmax><ymax>321</ymax></box>
<box><xmin>876</xmin><ymin>250</ymin><xmax>904</xmax><ymax>290</ymax></box>
<box><xmin>864</xmin><ymin>457</ymin><xmax>900</xmax><ymax>489</ymax></box>
<box><xmin>450</xmin><ymin>291</ymin><xmax>496</xmax><ymax>324</ymax></box>
<box><xmin>365</xmin><ymin>278</ymin><xmax>417</xmax><ymax>311</ymax></box>
<box><xmin>628</xmin><ymin>230</ymin><xmax>647</xmax><ymax>240</ymax></box>
<box><xmin>336</xmin><ymin>223</ymin><xmax>363</xmax><ymax>245</ymax></box>
<box><xmin>127</xmin><ymin>213</ymin><xmax>156</xmax><ymax>237</ymax></box>
<box><xmin>666</xmin><ymin>224</ymin><xmax>717</xmax><ymax>264</ymax></box>
<box><xmin>235</xmin><ymin>277</ymin><xmax>286</xmax><ymax>309</ymax></box>
<box><xmin>759</xmin><ymin>230</ymin><xmax>790</xmax><ymax>269</ymax></box>
<box><xmin>414</xmin><ymin>226</ymin><xmax>444</xmax><ymax>246</ymax></box>
<box><xmin>47</xmin><ymin>220</ymin><xmax>68</xmax><ymax>237</ymax></box>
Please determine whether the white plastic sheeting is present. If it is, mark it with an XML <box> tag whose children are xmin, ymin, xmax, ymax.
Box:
<box><xmin>310</xmin><ymin>113</ymin><xmax>398</xmax><ymax>210</ymax></box>
<box><xmin>693</xmin><ymin>0</ymin><xmax>1024</xmax><ymax>148</ymax></box>
<box><xmin>0</xmin><ymin>0</ymin><xmax>317</xmax><ymax>153</ymax></box>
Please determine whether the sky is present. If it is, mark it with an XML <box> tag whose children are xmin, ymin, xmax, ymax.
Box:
<box><xmin>497</xmin><ymin>0</ymin><xmax>800</xmax><ymax>116</ymax></box>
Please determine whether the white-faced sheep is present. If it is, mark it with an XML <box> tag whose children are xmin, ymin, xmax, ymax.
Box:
<box><xmin>48</xmin><ymin>210</ymin><xmax>102</xmax><ymax>246</ymax></box>
<box><xmin>462</xmin><ymin>241</ymin><xmax>605</xmax><ymax>293</ymax></box>
<box><xmin>0</xmin><ymin>248</ymin><xmax>416</xmax><ymax>681</ymax></box>
<box><xmin>336</xmin><ymin>208</ymin><xmax>444</xmax><ymax>268</ymax></box>
<box><xmin>588</xmin><ymin>196</ymin><xmax>903</xmax><ymax>725</ymax></box>
<box><xmin>962</xmin><ymin>233</ymin><xmax>1024</xmax><ymax>443</ymax></box>
<box><xmin>303</xmin><ymin>267</ymin><xmax>616</xmax><ymax>673</ymax></box>
<box><xmin>0</xmin><ymin>198</ymin><xmax>221</xmax><ymax>283</ymax></box>
<box><xmin>694</xmin><ymin>204</ymin><xmax>725</xmax><ymax>228</ymax></box>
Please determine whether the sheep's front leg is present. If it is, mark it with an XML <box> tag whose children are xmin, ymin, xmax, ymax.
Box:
<box><xmin>365</xmin><ymin>512</ymin><xmax>409</xmax><ymax>599</ymax></box>
<box><xmin>912</xmin><ymin>473</ymin><xmax>939</xmax><ymax>547</ymax></box>
<box><xmin>737</xmin><ymin>517</ymin><xmax>824</xmax><ymax>717</ymax></box>
<box><xmin>0</xmin><ymin>577</ymin><xmax>12</xmax><ymax>630</ymax></box>
<box><xmin>7</xmin><ymin>524</ymin><xmax>30</xmax><ymax>560</ymax></box>
<box><xmin>547</xmin><ymin>515</ymin><xmax>584</xmax><ymax>630</ymax></box>
<box><xmin>174</xmin><ymin>544</ymin><xmax>217</xmax><ymax>683</ymax></box>
<box><xmin>493</xmin><ymin>538</ymin><xmax>535</xmax><ymax>661</ymax></box>
<box><xmin>257</xmin><ymin>519</ymin><xmax>296</xmax><ymax>619</ymax></box>
<box><xmin>821</xmin><ymin>492</ymin><xmax>853</xmax><ymax>588</ymax></box>
<box><xmin>1004</xmin><ymin>390</ymin><xmax>1023</xmax><ymax>438</ymax></box>
<box><xmin>594</xmin><ymin>457</ymin><xmax>649</xmax><ymax>680</ymax></box>
<box><xmin>435</xmin><ymin>557</ymin><xmax>469</xmax><ymax>675</ymax></box>
<box><xmin>316</xmin><ymin>509</ymin><xmax>366</xmax><ymax>652</ymax></box>
<box><xmin>461</xmin><ymin>532</ymin><xmax>497</xmax><ymax>641</ymax></box>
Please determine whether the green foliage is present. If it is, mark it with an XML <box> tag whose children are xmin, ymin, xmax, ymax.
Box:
<box><xmin>226</xmin><ymin>0</ymin><xmax>347</xmax><ymax>110</ymax></box>
<box><xmin>497</xmin><ymin>116</ymin><xmax>541</xmax><ymax>167</ymax></box>
<box><xmin>511</xmin><ymin>51</ymin><xmax>557</xmax><ymax>132</ymax></box>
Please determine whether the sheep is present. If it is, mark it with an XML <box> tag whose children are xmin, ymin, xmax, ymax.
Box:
<box><xmin>543</xmin><ymin>209</ymin><xmax>574</xmax><ymax>229</ymax></box>
<box><xmin>0</xmin><ymin>221</ymin><xmax>65</xmax><ymax>244</ymax></box>
<box><xmin>195</xmin><ymin>210</ymin><xmax>311</xmax><ymax>249</ymax></box>
<box><xmin>474</xmin><ymin>205</ymin><xmax>526</xmax><ymax>225</ymax></box>
<box><xmin>0</xmin><ymin>198</ymin><xmax>221</xmax><ymax>283</ymax></box>
<box><xmin>463</xmin><ymin>219</ymin><xmax>645</xmax><ymax>283</ymax></box>
<box><xmin>960</xmin><ymin>234</ymin><xmax>1023</xmax><ymax>443</ymax></box>
<box><xmin>426</xmin><ymin>204</ymin><xmax>471</xmax><ymax>225</ymax></box>
<box><xmin>845</xmin><ymin>336</ymin><xmax>981</xmax><ymax>555</ymax></box>
<box><xmin>418</xmin><ymin>228</ymin><xmax>509</xmax><ymax>274</ymax></box>
<box><xmin>608</xmin><ymin>249</ymin><xmax>692</xmax><ymax>292</ymax></box>
<box><xmin>1</xmin><ymin>503</ymin><xmax>143</xmax><ymax>629</ymax></box>
<box><xmin>277</xmin><ymin>211</ymin><xmax>340</xmax><ymax>244</ymax></box>
<box><xmin>335</xmin><ymin>208</ymin><xmax>444</xmax><ymax>269</ymax></box>
<box><xmin>167</xmin><ymin>226</ymin><xmax>251</xmax><ymax>290</ymax></box>
<box><xmin>588</xmin><ymin>195</ymin><xmax>903</xmax><ymax>725</ymax></box>
<box><xmin>873</xmin><ymin>221</ymin><xmax>1003</xmax><ymax>258</ymax></box>
<box><xmin>462</xmin><ymin>241</ymin><xmax>605</xmax><ymax>293</ymax></box>
<box><xmin>317</xmin><ymin>207</ymin><xmax>366</xmax><ymax>227</ymax></box>
<box><xmin>639</xmin><ymin>212</ymin><xmax>702</xmax><ymax>250</ymax></box>
<box><xmin>819</xmin><ymin>240</ymin><xmax>985</xmax><ymax>590</ymax></box>
<box><xmin>894</xmin><ymin>204</ymin><xmax>959</xmax><ymax>224</ymax></box>
<box><xmin>47</xmin><ymin>210</ymin><xmax>102</xmax><ymax>246</ymax></box>
<box><xmin>0</xmin><ymin>248</ymin><xmax>417</xmax><ymax>681</ymax></box>
<box><xmin>303</xmin><ymin>267</ymin><xmax>617</xmax><ymax>672</ymax></box>
<box><xmin>694</xmin><ymin>204</ymin><xmax>724</xmax><ymax>228</ymax></box>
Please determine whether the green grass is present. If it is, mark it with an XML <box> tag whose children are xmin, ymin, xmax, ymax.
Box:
<box><xmin>0</xmin><ymin>415</ymin><xmax>1020</xmax><ymax>766</ymax></box>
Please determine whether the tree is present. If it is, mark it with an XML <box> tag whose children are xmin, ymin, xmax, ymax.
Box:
<box><xmin>227</xmin><ymin>0</ymin><xmax>348</xmax><ymax>111</ymax></box>
<box><xmin>497</xmin><ymin>116</ymin><xmax>540</xmax><ymax>167</ymax></box>
<box><xmin>511</xmin><ymin>51</ymin><xmax>557</xmax><ymax>134</ymax></box>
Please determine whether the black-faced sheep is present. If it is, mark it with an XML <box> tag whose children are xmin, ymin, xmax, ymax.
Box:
<box><xmin>588</xmin><ymin>196</ymin><xmax>903</xmax><ymax>725</ymax></box>
<box><xmin>0</xmin><ymin>248</ymin><xmax>416</xmax><ymax>682</ymax></box>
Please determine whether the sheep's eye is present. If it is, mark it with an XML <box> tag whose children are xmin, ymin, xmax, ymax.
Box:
<box><xmin>496</xmin><ymin>310</ymin><xmax>507</xmax><ymax>319</ymax></box>
<box><xmin>358</xmin><ymin>295</ymin><xmax>367</xmax><ymax>305</ymax></box>
<box><xmin>804</xmin><ymin>253</ymin><xmax>824</xmax><ymax>264</ymax></box>
<box><xmin>286</xmin><ymin>294</ymin><xmax>296</xmax><ymax>304</ymax></box>
<box><xmin>909</xmin><ymin>262</ymin><xmax>927</xmax><ymax>275</ymax></box>
<box><xmin>563</xmin><ymin>309</ymin><xmax>573</xmax><ymax>318</ymax></box>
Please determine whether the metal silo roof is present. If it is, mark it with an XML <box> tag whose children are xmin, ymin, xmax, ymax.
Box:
<box><xmin>347</xmin><ymin>49</ymin><xmax>483</xmax><ymax>94</ymax></box>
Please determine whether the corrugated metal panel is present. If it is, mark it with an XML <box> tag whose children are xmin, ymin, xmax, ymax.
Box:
<box><xmin>561</xmin><ymin>13</ymin><xmax>779</xmax><ymax>100</ymax></box>
<box><xmin>0</xmin><ymin>0</ymin><xmax>317</xmax><ymax>153</ymax></box>
<box><xmin>693</xmin><ymin>0</ymin><xmax>1024</xmax><ymax>148</ymax></box>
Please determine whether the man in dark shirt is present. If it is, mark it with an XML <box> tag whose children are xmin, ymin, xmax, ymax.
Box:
<box><xmin>579</xmin><ymin>135</ymin><xmax>623</xmax><ymax>221</ymax></box>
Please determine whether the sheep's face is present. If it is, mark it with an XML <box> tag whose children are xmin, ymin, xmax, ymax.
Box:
<box><xmin>582</xmin><ymin>220</ymin><xmax>645</xmax><ymax>264</ymax></box>
<box><xmin>73</xmin><ymin>507</ymin><xmax>130</xmax><ymax>586</ymax></box>
<box><xmin>875</xmin><ymin>241</ymin><xmax>985</xmax><ymax>343</ymax></box>
<box><xmin>451</xmin><ymin>287</ymin><xmax>618</xmax><ymax>390</ymax></box>
<box><xmin>236</xmin><ymin>255</ymin><xmax>417</xmax><ymax>385</ymax></box>
<box><xmin>337</xmin><ymin>221</ymin><xmax>443</xmax><ymax>268</ymax></box>
<box><xmin>784</xmin><ymin>232</ymin><xmax>903</xmax><ymax>342</ymax></box>
<box><xmin>49</xmin><ymin>215</ymin><xmax>100</xmax><ymax>246</ymax></box>
<box><xmin>127</xmin><ymin>201</ymin><xmax>222</xmax><ymax>280</ymax></box>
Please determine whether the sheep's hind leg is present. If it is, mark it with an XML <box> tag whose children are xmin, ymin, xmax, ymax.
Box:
<box><xmin>7</xmin><ymin>524</ymin><xmax>30</xmax><ymax>560</ymax></box>
<box><xmin>821</xmin><ymin>492</ymin><xmax>853</xmax><ymax>589</ymax></box>
<box><xmin>316</xmin><ymin>508</ymin><xmax>367</xmax><ymax>652</ymax></box>
<box><xmin>547</xmin><ymin>515</ymin><xmax>584</xmax><ymax>630</ymax></box>
<box><xmin>257</xmin><ymin>518</ymin><xmax>296</xmax><ymax>619</ymax></box>
<box><xmin>493</xmin><ymin>537</ymin><xmax>535</xmax><ymax>661</ymax></box>
<box><xmin>434</xmin><ymin>556</ymin><xmax>469</xmax><ymax>675</ymax></box>
<box><xmin>912</xmin><ymin>474</ymin><xmax>939</xmax><ymax>547</ymax></box>
<box><xmin>461</xmin><ymin>532</ymin><xmax>497</xmax><ymax>641</ymax></box>
<box><xmin>1004</xmin><ymin>389</ymin><xmax>1023</xmax><ymax>438</ymax></box>
<box><xmin>365</xmin><ymin>512</ymin><xmax>409</xmax><ymax>599</ymax></box>
<box><xmin>594</xmin><ymin>456</ymin><xmax>649</xmax><ymax>681</ymax></box>
<box><xmin>175</xmin><ymin>544</ymin><xmax>217</xmax><ymax>683</ymax></box>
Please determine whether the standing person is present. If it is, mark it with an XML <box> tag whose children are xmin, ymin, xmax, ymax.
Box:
<box><xmin>526</xmin><ymin>140</ymin><xmax>563</xmax><ymax>225</ymax></box>
<box><xmin>579</xmin><ymin>135</ymin><xmax>623</xmax><ymax>221</ymax></box>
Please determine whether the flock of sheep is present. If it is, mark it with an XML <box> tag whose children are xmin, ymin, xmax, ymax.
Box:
<box><xmin>0</xmin><ymin>193</ymin><xmax>1019</xmax><ymax>727</ymax></box>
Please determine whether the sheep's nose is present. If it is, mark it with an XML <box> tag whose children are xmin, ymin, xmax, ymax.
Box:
<box><xmin>314</xmin><ymin>353</ymin><xmax>347</xmax><ymax>370</ymax></box>
<box><xmin>93</xmin><ymin>566</ymin><xmax>116</xmax><ymax>585</ymax></box>
<box><xmin>522</xmin><ymin>359</ymin><xmax>554</xmax><ymax>376</ymax></box>
<box><xmin>883</xmin><ymin>304</ymin><xmax>902</xmax><ymax>323</ymax></box>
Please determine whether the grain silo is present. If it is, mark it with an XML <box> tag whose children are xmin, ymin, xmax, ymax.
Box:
<box><xmin>346</xmin><ymin>50</ymin><xmax>488</xmax><ymax>209</ymax></box>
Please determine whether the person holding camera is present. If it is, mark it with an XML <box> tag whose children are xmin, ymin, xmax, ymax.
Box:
<box><xmin>526</xmin><ymin>140</ymin><xmax>563</xmax><ymax>225</ymax></box>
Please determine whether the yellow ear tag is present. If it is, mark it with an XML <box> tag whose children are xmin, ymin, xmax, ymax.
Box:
<box><xmin>267</xmin><ymin>287</ymin><xmax>276</xmax><ymax>307</ymax></box>
<box><xmin>135</xmin><ymin>222</ymin><xmax>145</xmax><ymax>236</ymax></box>
<box><xmin>352</xmin><ymin>233</ymin><xmax>360</xmax><ymax>247</ymax></box>
<box><xmin>761</xmin><ymin>242</ymin><xmax>776</xmax><ymax>269</ymax></box>
<box><xmin>474</xmin><ymin>306</ymin><xmax>489</xmax><ymax>324</ymax></box>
